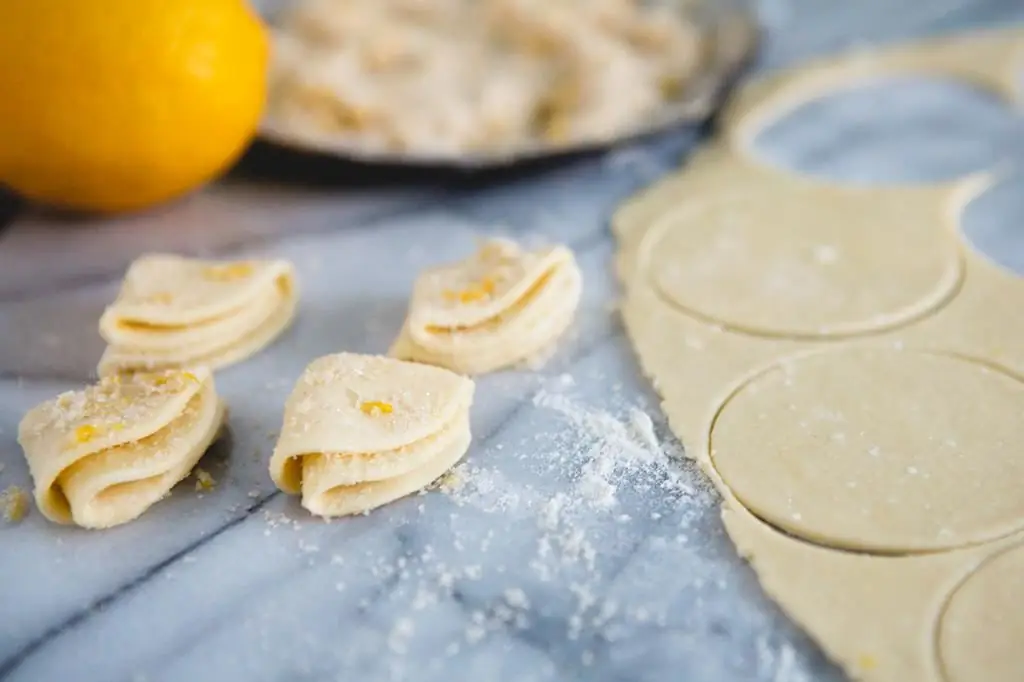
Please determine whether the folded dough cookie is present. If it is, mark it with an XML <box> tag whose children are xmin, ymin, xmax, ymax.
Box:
<box><xmin>98</xmin><ymin>254</ymin><xmax>297</xmax><ymax>375</ymax></box>
<box><xmin>270</xmin><ymin>352</ymin><xmax>475</xmax><ymax>517</ymax></box>
<box><xmin>17</xmin><ymin>368</ymin><xmax>226</xmax><ymax>529</ymax></box>
<box><xmin>390</xmin><ymin>238</ymin><xmax>582</xmax><ymax>374</ymax></box>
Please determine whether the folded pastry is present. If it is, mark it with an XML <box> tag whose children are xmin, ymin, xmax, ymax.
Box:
<box><xmin>98</xmin><ymin>254</ymin><xmax>297</xmax><ymax>375</ymax></box>
<box><xmin>390</xmin><ymin>238</ymin><xmax>582</xmax><ymax>374</ymax></box>
<box><xmin>270</xmin><ymin>352</ymin><xmax>475</xmax><ymax>517</ymax></box>
<box><xmin>17</xmin><ymin>368</ymin><xmax>226</xmax><ymax>529</ymax></box>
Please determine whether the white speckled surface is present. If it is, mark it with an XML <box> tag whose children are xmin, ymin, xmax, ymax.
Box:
<box><xmin>1</xmin><ymin>2</ymin><xmax>1023</xmax><ymax>681</ymax></box>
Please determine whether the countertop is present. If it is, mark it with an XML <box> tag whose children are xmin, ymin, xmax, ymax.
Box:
<box><xmin>2</xmin><ymin>1</ymin><xmax>1024</xmax><ymax>681</ymax></box>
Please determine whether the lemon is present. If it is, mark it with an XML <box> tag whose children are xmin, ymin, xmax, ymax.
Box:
<box><xmin>0</xmin><ymin>0</ymin><xmax>269</xmax><ymax>213</ymax></box>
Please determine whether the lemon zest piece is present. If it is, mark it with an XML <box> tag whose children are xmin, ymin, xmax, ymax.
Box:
<box><xmin>360</xmin><ymin>400</ymin><xmax>394</xmax><ymax>416</ymax></box>
<box><xmin>204</xmin><ymin>262</ymin><xmax>254</xmax><ymax>281</ymax></box>
<box><xmin>74</xmin><ymin>424</ymin><xmax>100</xmax><ymax>444</ymax></box>
<box><xmin>194</xmin><ymin>468</ymin><xmax>216</xmax><ymax>492</ymax></box>
<box><xmin>443</xmin><ymin>276</ymin><xmax>498</xmax><ymax>304</ymax></box>
<box><xmin>1</xmin><ymin>486</ymin><xmax>28</xmax><ymax>523</ymax></box>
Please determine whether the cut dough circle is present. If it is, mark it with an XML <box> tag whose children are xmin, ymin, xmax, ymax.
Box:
<box><xmin>710</xmin><ymin>349</ymin><xmax>1024</xmax><ymax>553</ymax></box>
<box><xmin>938</xmin><ymin>542</ymin><xmax>1024</xmax><ymax>682</ymax></box>
<box><xmin>270</xmin><ymin>352</ymin><xmax>475</xmax><ymax>517</ymax></box>
<box><xmin>98</xmin><ymin>254</ymin><xmax>298</xmax><ymax>375</ymax></box>
<box><xmin>641</xmin><ymin>190</ymin><xmax>963</xmax><ymax>338</ymax></box>
<box><xmin>17</xmin><ymin>368</ymin><xmax>226</xmax><ymax>529</ymax></box>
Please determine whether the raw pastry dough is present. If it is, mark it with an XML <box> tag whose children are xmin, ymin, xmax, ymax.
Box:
<box><xmin>721</xmin><ymin>504</ymin><xmax>1023</xmax><ymax>682</ymax></box>
<box><xmin>937</xmin><ymin>542</ymin><xmax>1024</xmax><ymax>682</ymax></box>
<box><xmin>614</xmin><ymin>26</ymin><xmax>1024</xmax><ymax>682</ymax></box>
<box><xmin>710</xmin><ymin>349</ymin><xmax>1024</xmax><ymax>553</ymax></box>
<box><xmin>98</xmin><ymin>254</ymin><xmax>297</xmax><ymax>375</ymax></box>
<box><xmin>270</xmin><ymin>352</ymin><xmax>475</xmax><ymax>517</ymax></box>
<box><xmin>390</xmin><ymin>238</ymin><xmax>582</xmax><ymax>374</ymax></box>
<box><xmin>642</xmin><ymin>184</ymin><xmax>961</xmax><ymax>338</ymax></box>
<box><xmin>17</xmin><ymin>368</ymin><xmax>225</xmax><ymax>529</ymax></box>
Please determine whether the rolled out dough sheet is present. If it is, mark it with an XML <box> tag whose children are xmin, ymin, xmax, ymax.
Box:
<box><xmin>614</xmin><ymin>26</ymin><xmax>1024</xmax><ymax>682</ymax></box>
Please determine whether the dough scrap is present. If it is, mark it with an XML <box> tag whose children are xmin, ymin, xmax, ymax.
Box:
<box><xmin>722</xmin><ymin>504</ymin><xmax>1021</xmax><ymax>682</ymax></box>
<box><xmin>98</xmin><ymin>254</ymin><xmax>298</xmax><ymax>375</ymax></box>
<box><xmin>17</xmin><ymin>368</ymin><xmax>226</xmax><ymax>529</ymax></box>
<box><xmin>938</xmin><ymin>542</ymin><xmax>1024</xmax><ymax>682</ymax></box>
<box><xmin>613</xmin><ymin>26</ymin><xmax>1024</xmax><ymax>682</ymax></box>
<box><xmin>270</xmin><ymin>352</ymin><xmax>475</xmax><ymax>517</ymax></box>
<box><xmin>390</xmin><ymin>238</ymin><xmax>582</xmax><ymax>374</ymax></box>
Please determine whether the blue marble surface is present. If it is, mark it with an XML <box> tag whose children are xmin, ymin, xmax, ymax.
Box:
<box><xmin>1</xmin><ymin>2</ymin><xmax>1024</xmax><ymax>681</ymax></box>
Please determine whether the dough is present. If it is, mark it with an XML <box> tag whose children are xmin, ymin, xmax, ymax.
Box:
<box><xmin>614</xmin><ymin>26</ymin><xmax>1024</xmax><ymax>682</ymax></box>
<box><xmin>643</xmin><ymin>184</ymin><xmax>961</xmax><ymax>338</ymax></box>
<box><xmin>390</xmin><ymin>238</ymin><xmax>582</xmax><ymax>374</ymax></box>
<box><xmin>17</xmin><ymin>368</ymin><xmax>225</xmax><ymax>529</ymax></box>
<box><xmin>938</xmin><ymin>542</ymin><xmax>1024</xmax><ymax>682</ymax></box>
<box><xmin>710</xmin><ymin>349</ymin><xmax>1024</xmax><ymax>553</ymax></box>
<box><xmin>722</xmin><ymin>504</ymin><xmax>1022</xmax><ymax>682</ymax></box>
<box><xmin>270</xmin><ymin>352</ymin><xmax>475</xmax><ymax>517</ymax></box>
<box><xmin>98</xmin><ymin>254</ymin><xmax>297</xmax><ymax>375</ymax></box>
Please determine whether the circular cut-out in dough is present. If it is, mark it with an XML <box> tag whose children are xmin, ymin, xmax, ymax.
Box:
<box><xmin>938</xmin><ymin>542</ymin><xmax>1024</xmax><ymax>682</ymax></box>
<box><xmin>642</xmin><ymin>193</ymin><xmax>963</xmax><ymax>338</ymax></box>
<box><xmin>959</xmin><ymin>169</ymin><xmax>1024</xmax><ymax>277</ymax></box>
<box><xmin>746</xmin><ymin>77</ymin><xmax>1017</xmax><ymax>185</ymax></box>
<box><xmin>709</xmin><ymin>349</ymin><xmax>1024</xmax><ymax>553</ymax></box>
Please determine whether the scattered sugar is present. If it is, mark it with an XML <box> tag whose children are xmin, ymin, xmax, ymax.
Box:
<box><xmin>387</xmin><ymin>618</ymin><xmax>415</xmax><ymax>654</ymax></box>
<box><xmin>503</xmin><ymin>587</ymin><xmax>530</xmax><ymax>610</ymax></box>
<box><xmin>241</xmin><ymin>371</ymin><xmax>722</xmax><ymax>673</ymax></box>
<box><xmin>439</xmin><ymin>463</ymin><xmax>528</xmax><ymax>512</ymax></box>
<box><xmin>757</xmin><ymin>636</ymin><xmax>812</xmax><ymax>682</ymax></box>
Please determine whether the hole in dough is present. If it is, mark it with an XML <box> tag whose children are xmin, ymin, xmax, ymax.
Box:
<box><xmin>643</xmin><ymin>193</ymin><xmax>962</xmax><ymax>338</ymax></box>
<box><xmin>937</xmin><ymin>542</ymin><xmax>1024</xmax><ymax>682</ymax></box>
<box><xmin>709</xmin><ymin>349</ymin><xmax>1024</xmax><ymax>554</ymax></box>
<box><xmin>959</xmin><ymin>168</ymin><xmax>1024</xmax><ymax>276</ymax></box>
<box><xmin>748</xmin><ymin>77</ymin><xmax>1017</xmax><ymax>184</ymax></box>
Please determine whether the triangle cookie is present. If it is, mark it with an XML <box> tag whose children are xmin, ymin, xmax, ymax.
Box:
<box><xmin>270</xmin><ymin>353</ymin><xmax>475</xmax><ymax>517</ymax></box>
<box><xmin>391</xmin><ymin>239</ymin><xmax>582</xmax><ymax>374</ymax></box>
<box><xmin>98</xmin><ymin>254</ymin><xmax>297</xmax><ymax>375</ymax></box>
<box><xmin>18</xmin><ymin>368</ymin><xmax>226</xmax><ymax>529</ymax></box>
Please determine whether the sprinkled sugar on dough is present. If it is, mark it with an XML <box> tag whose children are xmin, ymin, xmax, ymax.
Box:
<box><xmin>17</xmin><ymin>368</ymin><xmax>226</xmax><ymax>529</ymax></box>
<box><xmin>390</xmin><ymin>238</ymin><xmax>582</xmax><ymax>374</ymax></box>
<box><xmin>614</xmin><ymin>26</ymin><xmax>1024</xmax><ymax>682</ymax></box>
<box><xmin>97</xmin><ymin>253</ymin><xmax>298</xmax><ymax>375</ymax></box>
<box><xmin>270</xmin><ymin>352</ymin><xmax>475</xmax><ymax>517</ymax></box>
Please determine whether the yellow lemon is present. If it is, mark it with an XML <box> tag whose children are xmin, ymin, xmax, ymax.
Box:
<box><xmin>0</xmin><ymin>0</ymin><xmax>269</xmax><ymax>214</ymax></box>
